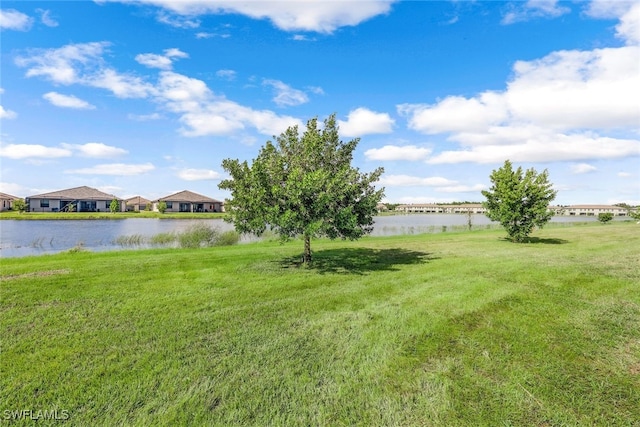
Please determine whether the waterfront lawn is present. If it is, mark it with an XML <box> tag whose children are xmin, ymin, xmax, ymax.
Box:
<box><xmin>0</xmin><ymin>211</ymin><xmax>226</xmax><ymax>220</ymax></box>
<box><xmin>1</xmin><ymin>223</ymin><xmax>639</xmax><ymax>425</ymax></box>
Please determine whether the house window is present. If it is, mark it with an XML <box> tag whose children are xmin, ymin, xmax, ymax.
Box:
<box><xmin>40</xmin><ymin>199</ymin><xmax>50</xmax><ymax>208</ymax></box>
<box><xmin>165</xmin><ymin>202</ymin><xmax>173</xmax><ymax>209</ymax></box>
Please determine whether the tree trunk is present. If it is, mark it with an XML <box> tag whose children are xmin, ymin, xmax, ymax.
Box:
<box><xmin>303</xmin><ymin>234</ymin><xmax>312</xmax><ymax>265</ymax></box>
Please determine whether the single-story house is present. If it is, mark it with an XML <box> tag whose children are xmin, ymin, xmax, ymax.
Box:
<box><xmin>153</xmin><ymin>190</ymin><xmax>224</xmax><ymax>213</ymax></box>
<box><xmin>559</xmin><ymin>205</ymin><xmax>630</xmax><ymax>216</ymax></box>
<box><xmin>126</xmin><ymin>196</ymin><xmax>151</xmax><ymax>212</ymax></box>
<box><xmin>26</xmin><ymin>186</ymin><xmax>125</xmax><ymax>213</ymax></box>
<box><xmin>0</xmin><ymin>192</ymin><xmax>20</xmax><ymax>211</ymax></box>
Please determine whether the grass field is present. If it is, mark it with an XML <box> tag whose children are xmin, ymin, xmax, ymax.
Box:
<box><xmin>0</xmin><ymin>211</ymin><xmax>226</xmax><ymax>220</ymax></box>
<box><xmin>1</xmin><ymin>223</ymin><xmax>639</xmax><ymax>425</ymax></box>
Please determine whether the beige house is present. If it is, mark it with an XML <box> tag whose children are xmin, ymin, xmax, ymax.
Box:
<box><xmin>559</xmin><ymin>205</ymin><xmax>630</xmax><ymax>216</ymax></box>
<box><xmin>0</xmin><ymin>192</ymin><xmax>20</xmax><ymax>211</ymax></box>
<box><xmin>154</xmin><ymin>190</ymin><xmax>223</xmax><ymax>213</ymax></box>
<box><xmin>394</xmin><ymin>203</ymin><xmax>486</xmax><ymax>214</ymax></box>
<box><xmin>126</xmin><ymin>196</ymin><xmax>151</xmax><ymax>212</ymax></box>
<box><xmin>26</xmin><ymin>186</ymin><xmax>125</xmax><ymax>212</ymax></box>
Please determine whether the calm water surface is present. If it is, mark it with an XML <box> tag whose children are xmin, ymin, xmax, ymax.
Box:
<box><xmin>0</xmin><ymin>215</ymin><xmax>605</xmax><ymax>258</ymax></box>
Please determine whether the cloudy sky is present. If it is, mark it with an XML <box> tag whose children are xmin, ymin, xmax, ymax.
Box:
<box><xmin>1</xmin><ymin>0</ymin><xmax>638</xmax><ymax>204</ymax></box>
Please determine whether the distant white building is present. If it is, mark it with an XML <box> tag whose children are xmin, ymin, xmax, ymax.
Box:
<box><xmin>394</xmin><ymin>203</ymin><xmax>486</xmax><ymax>214</ymax></box>
<box><xmin>557</xmin><ymin>205</ymin><xmax>630</xmax><ymax>216</ymax></box>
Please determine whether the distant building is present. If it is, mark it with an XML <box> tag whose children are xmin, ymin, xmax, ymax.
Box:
<box><xmin>557</xmin><ymin>205</ymin><xmax>630</xmax><ymax>216</ymax></box>
<box><xmin>394</xmin><ymin>203</ymin><xmax>632</xmax><ymax>217</ymax></box>
<box><xmin>153</xmin><ymin>190</ymin><xmax>224</xmax><ymax>213</ymax></box>
<box><xmin>0</xmin><ymin>192</ymin><xmax>20</xmax><ymax>211</ymax></box>
<box><xmin>394</xmin><ymin>203</ymin><xmax>486</xmax><ymax>214</ymax></box>
<box><xmin>25</xmin><ymin>186</ymin><xmax>124</xmax><ymax>212</ymax></box>
<box><xmin>126</xmin><ymin>196</ymin><xmax>151</xmax><ymax>212</ymax></box>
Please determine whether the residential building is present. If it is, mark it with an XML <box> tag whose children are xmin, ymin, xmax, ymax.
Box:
<box><xmin>25</xmin><ymin>186</ymin><xmax>125</xmax><ymax>212</ymax></box>
<box><xmin>1</xmin><ymin>192</ymin><xmax>20</xmax><ymax>211</ymax></box>
<box><xmin>154</xmin><ymin>190</ymin><xmax>223</xmax><ymax>213</ymax></box>
<box><xmin>558</xmin><ymin>205</ymin><xmax>630</xmax><ymax>216</ymax></box>
<box><xmin>126</xmin><ymin>196</ymin><xmax>151</xmax><ymax>212</ymax></box>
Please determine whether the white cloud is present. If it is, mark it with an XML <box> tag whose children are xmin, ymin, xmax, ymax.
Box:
<box><xmin>61</xmin><ymin>142</ymin><xmax>128</xmax><ymax>158</ymax></box>
<box><xmin>216</xmin><ymin>69</ymin><xmax>237</xmax><ymax>80</ymax></box>
<box><xmin>37</xmin><ymin>9</ymin><xmax>59</xmax><ymax>27</ymax></box>
<box><xmin>65</xmin><ymin>163</ymin><xmax>155</xmax><ymax>176</ymax></box>
<box><xmin>135</xmin><ymin>48</ymin><xmax>188</xmax><ymax>70</ymax></box>
<box><xmin>263</xmin><ymin>79</ymin><xmax>309</xmax><ymax>107</ymax></box>
<box><xmin>43</xmin><ymin>92</ymin><xmax>96</xmax><ymax>110</ymax></box>
<box><xmin>435</xmin><ymin>184</ymin><xmax>486</xmax><ymax>193</ymax></box>
<box><xmin>292</xmin><ymin>34</ymin><xmax>316</xmax><ymax>41</ymax></box>
<box><xmin>105</xmin><ymin>0</ymin><xmax>396</xmax><ymax>33</ymax></box>
<box><xmin>0</xmin><ymin>182</ymin><xmax>27</xmax><ymax>196</ymax></box>
<box><xmin>618</xmin><ymin>172</ymin><xmax>632</xmax><ymax>178</ymax></box>
<box><xmin>156</xmin><ymin>12</ymin><xmax>200</xmax><ymax>29</ymax></box>
<box><xmin>0</xmin><ymin>9</ymin><xmax>33</xmax><ymax>31</ymax></box>
<box><xmin>0</xmin><ymin>144</ymin><xmax>72</xmax><ymax>159</ymax></box>
<box><xmin>379</xmin><ymin>174</ymin><xmax>457</xmax><ymax>187</ymax></box>
<box><xmin>16</xmin><ymin>42</ymin><xmax>157</xmax><ymax>99</ymax></box>
<box><xmin>136</xmin><ymin>53</ymin><xmax>173</xmax><ymax>70</ymax></box>
<box><xmin>16</xmin><ymin>42</ymin><xmax>303</xmax><ymax>138</ymax></box>
<box><xmin>0</xmin><ymin>105</ymin><xmax>17</xmax><ymax>120</ymax></box>
<box><xmin>338</xmin><ymin>107</ymin><xmax>395</xmax><ymax>137</ymax></box>
<box><xmin>426</xmin><ymin>131</ymin><xmax>640</xmax><ymax>164</ymax></box>
<box><xmin>16</xmin><ymin>42</ymin><xmax>108</xmax><ymax>85</ymax></box>
<box><xmin>615</xmin><ymin>2</ymin><xmax>640</xmax><ymax>45</ymax></box>
<box><xmin>364</xmin><ymin>145</ymin><xmax>431</xmax><ymax>161</ymax></box>
<box><xmin>128</xmin><ymin>112</ymin><xmax>163</xmax><ymax>121</ymax></box>
<box><xmin>570</xmin><ymin>163</ymin><xmax>597</xmax><ymax>174</ymax></box>
<box><xmin>398</xmin><ymin>92</ymin><xmax>507</xmax><ymax>134</ymax></box>
<box><xmin>157</xmin><ymin>71</ymin><xmax>302</xmax><ymax>136</ymax></box>
<box><xmin>399</xmin><ymin>36</ymin><xmax>640</xmax><ymax>164</ymax></box>
<box><xmin>502</xmin><ymin>0</ymin><xmax>570</xmax><ymax>25</ymax></box>
<box><xmin>177</xmin><ymin>169</ymin><xmax>222</xmax><ymax>181</ymax></box>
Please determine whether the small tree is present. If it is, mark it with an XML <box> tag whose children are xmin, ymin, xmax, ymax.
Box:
<box><xmin>109</xmin><ymin>199</ymin><xmax>119</xmax><ymax>213</ymax></box>
<box><xmin>219</xmin><ymin>114</ymin><xmax>384</xmax><ymax>264</ymax></box>
<box><xmin>629</xmin><ymin>209</ymin><xmax>640</xmax><ymax>221</ymax></box>
<box><xmin>157</xmin><ymin>201</ymin><xmax>167</xmax><ymax>214</ymax></box>
<box><xmin>13</xmin><ymin>198</ymin><xmax>27</xmax><ymax>213</ymax></box>
<box><xmin>598</xmin><ymin>212</ymin><xmax>613</xmax><ymax>224</ymax></box>
<box><xmin>482</xmin><ymin>160</ymin><xmax>557</xmax><ymax>242</ymax></box>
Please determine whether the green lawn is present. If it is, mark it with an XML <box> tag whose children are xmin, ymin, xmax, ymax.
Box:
<box><xmin>1</xmin><ymin>223</ymin><xmax>639</xmax><ymax>425</ymax></box>
<box><xmin>0</xmin><ymin>211</ymin><xmax>226</xmax><ymax>220</ymax></box>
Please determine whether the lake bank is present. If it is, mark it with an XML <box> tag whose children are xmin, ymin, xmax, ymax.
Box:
<box><xmin>0</xmin><ymin>214</ymin><xmax>628</xmax><ymax>258</ymax></box>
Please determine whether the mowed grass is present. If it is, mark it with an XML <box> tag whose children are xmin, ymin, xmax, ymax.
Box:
<box><xmin>1</xmin><ymin>223</ymin><xmax>639</xmax><ymax>426</ymax></box>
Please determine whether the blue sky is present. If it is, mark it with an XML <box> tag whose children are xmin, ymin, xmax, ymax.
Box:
<box><xmin>1</xmin><ymin>0</ymin><xmax>638</xmax><ymax>205</ymax></box>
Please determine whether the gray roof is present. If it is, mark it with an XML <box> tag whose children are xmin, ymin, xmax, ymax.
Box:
<box><xmin>126</xmin><ymin>196</ymin><xmax>151</xmax><ymax>204</ymax></box>
<box><xmin>27</xmin><ymin>186</ymin><xmax>121</xmax><ymax>201</ymax></box>
<box><xmin>157</xmin><ymin>190</ymin><xmax>222</xmax><ymax>203</ymax></box>
<box><xmin>0</xmin><ymin>192</ymin><xmax>20</xmax><ymax>200</ymax></box>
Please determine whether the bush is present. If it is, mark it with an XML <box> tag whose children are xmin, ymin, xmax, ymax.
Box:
<box><xmin>598</xmin><ymin>212</ymin><xmax>614</xmax><ymax>224</ymax></box>
<box><xmin>178</xmin><ymin>223</ymin><xmax>219</xmax><ymax>248</ymax></box>
<box><xmin>216</xmin><ymin>230</ymin><xmax>240</xmax><ymax>246</ymax></box>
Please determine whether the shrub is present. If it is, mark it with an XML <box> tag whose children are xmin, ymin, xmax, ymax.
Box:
<box><xmin>598</xmin><ymin>212</ymin><xmax>614</xmax><ymax>224</ymax></box>
<box><xmin>178</xmin><ymin>223</ymin><xmax>219</xmax><ymax>248</ymax></box>
<box><xmin>216</xmin><ymin>230</ymin><xmax>240</xmax><ymax>246</ymax></box>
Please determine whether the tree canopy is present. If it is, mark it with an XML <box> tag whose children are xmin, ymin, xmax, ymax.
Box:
<box><xmin>219</xmin><ymin>114</ymin><xmax>384</xmax><ymax>264</ymax></box>
<box><xmin>482</xmin><ymin>160</ymin><xmax>557</xmax><ymax>242</ymax></box>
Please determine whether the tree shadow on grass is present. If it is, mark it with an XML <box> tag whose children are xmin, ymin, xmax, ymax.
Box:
<box><xmin>279</xmin><ymin>247</ymin><xmax>437</xmax><ymax>275</ymax></box>
<box><xmin>500</xmin><ymin>237</ymin><xmax>569</xmax><ymax>245</ymax></box>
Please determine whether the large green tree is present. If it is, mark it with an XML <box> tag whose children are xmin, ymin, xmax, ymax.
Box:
<box><xmin>482</xmin><ymin>160</ymin><xmax>557</xmax><ymax>242</ymax></box>
<box><xmin>219</xmin><ymin>114</ymin><xmax>385</xmax><ymax>264</ymax></box>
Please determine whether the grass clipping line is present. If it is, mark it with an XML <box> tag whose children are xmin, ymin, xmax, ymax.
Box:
<box><xmin>0</xmin><ymin>269</ymin><xmax>70</xmax><ymax>281</ymax></box>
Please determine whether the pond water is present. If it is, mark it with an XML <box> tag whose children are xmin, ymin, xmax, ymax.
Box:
<box><xmin>0</xmin><ymin>214</ymin><xmax>609</xmax><ymax>258</ymax></box>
